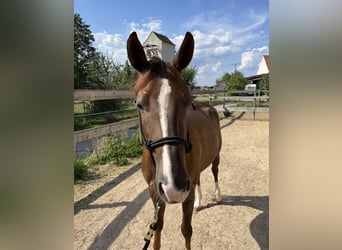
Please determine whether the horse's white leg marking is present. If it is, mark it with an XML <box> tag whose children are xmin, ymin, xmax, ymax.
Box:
<box><xmin>215</xmin><ymin>181</ymin><xmax>222</xmax><ymax>202</ymax></box>
<box><xmin>194</xmin><ymin>184</ymin><xmax>202</xmax><ymax>210</ymax></box>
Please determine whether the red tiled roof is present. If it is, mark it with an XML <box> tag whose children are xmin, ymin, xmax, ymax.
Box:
<box><xmin>263</xmin><ymin>55</ymin><xmax>270</xmax><ymax>70</ymax></box>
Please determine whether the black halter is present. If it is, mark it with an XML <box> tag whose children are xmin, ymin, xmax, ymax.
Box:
<box><xmin>136</xmin><ymin>108</ymin><xmax>192</xmax><ymax>156</ymax></box>
<box><xmin>144</xmin><ymin>135</ymin><xmax>192</xmax><ymax>153</ymax></box>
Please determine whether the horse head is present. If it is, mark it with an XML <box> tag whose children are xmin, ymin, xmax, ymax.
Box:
<box><xmin>127</xmin><ymin>32</ymin><xmax>194</xmax><ymax>204</ymax></box>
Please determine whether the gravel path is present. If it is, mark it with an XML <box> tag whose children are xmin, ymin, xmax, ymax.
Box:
<box><xmin>74</xmin><ymin>113</ymin><xmax>269</xmax><ymax>249</ymax></box>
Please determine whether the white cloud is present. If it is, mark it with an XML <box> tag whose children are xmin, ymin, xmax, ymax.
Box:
<box><xmin>196</xmin><ymin>61</ymin><xmax>224</xmax><ymax>85</ymax></box>
<box><xmin>94</xmin><ymin>32</ymin><xmax>123</xmax><ymax>50</ymax></box>
<box><xmin>237</xmin><ymin>10</ymin><xmax>268</xmax><ymax>33</ymax></box>
<box><xmin>93</xmin><ymin>18</ymin><xmax>164</xmax><ymax>63</ymax></box>
<box><xmin>128</xmin><ymin>18</ymin><xmax>163</xmax><ymax>42</ymax></box>
<box><xmin>189</xmin><ymin>30</ymin><xmax>237</xmax><ymax>59</ymax></box>
<box><xmin>93</xmin><ymin>31</ymin><xmax>126</xmax><ymax>62</ymax></box>
<box><xmin>237</xmin><ymin>46</ymin><xmax>269</xmax><ymax>74</ymax></box>
<box><xmin>212</xmin><ymin>61</ymin><xmax>222</xmax><ymax>72</ymax></box>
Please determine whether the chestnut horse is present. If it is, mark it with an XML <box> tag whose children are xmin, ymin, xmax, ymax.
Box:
<box><xmin>127</xmin><ymin>31</ymin><xmax>222</xmax><ymax>250</ymax></box>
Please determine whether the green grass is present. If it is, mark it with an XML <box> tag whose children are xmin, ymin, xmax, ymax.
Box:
<box><xmin>74</xmin><ymin>102</ymin><xmax>86</xmax><ymax>114</ymax></box>
<box><xmin>74</xmin><ymin>157</ymin><xmax>89</xmax><ymax>182</ymax></box>
<box><xmin>74</xmin><ymin>132</ymin><xmax>143</xmax><ymax>182</ymax></box>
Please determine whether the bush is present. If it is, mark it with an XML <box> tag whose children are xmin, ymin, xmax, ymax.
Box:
<box><xmin>85</xmin><ymin>132</ymin><xmax>143</xmax><ymax>167</ymax></box>
<box><xmin>259</xmin><ymin>74</ymin><xmax>269</xmax><ymax>91</ymax></box>
<box><xmin>74</xmin><ymin>158</ymin><xmax>89</xmax><ymax>182</ymax></box>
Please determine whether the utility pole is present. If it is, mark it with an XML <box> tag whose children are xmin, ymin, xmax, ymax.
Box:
<box><xmin>231</xmin><ymin>62</ymin><xmax>240</xmax><ymax>72</ymax></box>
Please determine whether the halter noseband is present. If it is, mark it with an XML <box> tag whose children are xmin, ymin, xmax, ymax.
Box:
<box><xmin>136</xmin><ymin>108</ymin><xmax>192</xmax><ymax>156</ymax></box>
<box><xmin>144</xmin><ymin>135</ymin><xmax>192</xmax><ymax>154</ymax></box>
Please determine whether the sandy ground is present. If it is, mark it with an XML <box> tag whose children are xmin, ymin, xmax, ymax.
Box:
<box><xmin>74</xmin><ymin>112</ymin><xmax>269</xmax><ymax>250</ymax></box>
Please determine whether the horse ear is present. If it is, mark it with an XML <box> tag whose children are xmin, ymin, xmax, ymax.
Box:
<box><xmin>127</xmin><ymin>32</ymin><xmax>149</xmax><ymax>72</ymax></box>
<box><xmin>173</xmin><ymin>32</ymin><xmax>194</xmax><ymax>72</ymax></box>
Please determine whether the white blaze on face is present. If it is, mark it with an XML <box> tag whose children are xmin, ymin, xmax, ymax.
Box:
<box><xmin>157</xmin><ymin>79</ymin><xmax>172</xmax><ymax>183</ymax></box>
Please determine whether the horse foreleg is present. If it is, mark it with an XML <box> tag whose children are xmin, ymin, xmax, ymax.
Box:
<box><xmin>153</xmin><ymin>202</ymin><xmax>165</xmax><ymax>250</ymax></box>
<box><xmin>212</xmin><ymin>155</ymin><xmax>222</xmax><ymax>203</ymax></box>
<box><xmin>194</xmin><ymin>177</ymin><xmax>202</xmax><ymax>211</ymax></box>
<box><xmin>181</xmin><ymin>188</ymin><xmax>195</xmax><ymax>250</ymax></box>
<box><xmin>142</xmin><ymin>150</ymin><xmax>166</xmax><ymax>249</ymax></box>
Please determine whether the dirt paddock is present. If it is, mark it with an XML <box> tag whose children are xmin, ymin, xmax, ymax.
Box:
<box><xmin>74</xmin><ymin>112</ymin><xmax>269</xmax><ymax>249</ymax></box>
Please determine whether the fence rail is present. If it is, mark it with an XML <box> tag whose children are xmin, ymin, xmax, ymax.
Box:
<box><xmin>223</xmin><ymin>107</ymin><xmax>269</xmax><ymax>112</ymax></box>
<box><xmin>74</xmin><ymin>108</ymin><xmax>136</xmax><ymax>119</ymax></box>
<box><xmin>74</xmin><ymin>118</ymin><xmax>139</xmax><ymax>144</ymax></box>
<box><xmin>74</xmin><ymin>89</ymin><xmax>134</xmax><ymax>101</ymax></box>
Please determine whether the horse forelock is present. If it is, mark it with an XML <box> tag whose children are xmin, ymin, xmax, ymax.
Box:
<box><xmin>132</xmin><ymin>57</ymin><xmax>191</xmax><ymax>104</ymax></box>
<box><xmin>132</xmin><ymin>57</ymin><xmax>164</xmax><ymax>93</ymax></box>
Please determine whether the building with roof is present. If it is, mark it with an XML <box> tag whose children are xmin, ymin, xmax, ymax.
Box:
<box><xmin>244</xmin><ymin>55</ymin><xmax>270</xmax><ymax>90</ymax></box>
<box><xmin>257</xmin><ymin>55</ymin><xmax>270</xmax><ymax>75</ymax></box>
<box><xmin>143</xmin><ymin>31</ymin><xmax>176</xmax><ymax>62</ymax></box>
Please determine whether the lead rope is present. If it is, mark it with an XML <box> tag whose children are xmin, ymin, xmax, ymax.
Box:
<box><xmin>142</xmin><ymin>202</ymin><xmax>161</xmax><ymax>250</ymax></box>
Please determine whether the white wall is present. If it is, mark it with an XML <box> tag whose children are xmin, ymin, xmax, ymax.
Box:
<box><xmin>161</xmin><ymin>43</ymin><xmax>175</xmax><ymax>62</ymax></box>
<box><xmin>143</xmin><ymin>33</ymin><xmax>175</xmax><ymax>61</ymax></box>
<box><xmin>257</xmin><ymin>57</ymin><xmax>269</xmax><ymax>75</ymax></box>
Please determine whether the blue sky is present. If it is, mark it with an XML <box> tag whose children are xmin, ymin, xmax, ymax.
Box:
<box><xmin>75</xmin><ymin>0</ymin><xmax>269</xmax><ymax>86</ymax></box>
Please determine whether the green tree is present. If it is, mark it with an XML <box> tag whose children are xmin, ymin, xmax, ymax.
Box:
<box><xmin>216</xmin><ymin>73</ymin><xmax>231</xmax><ymax>85</ymax></box>
<box><xmin>181</xmin><ymin>66</ymin><xmax>197</xmax><ymax>90</ymax></box>
<box><xmin>216</xmin><ymin>71</ymin><xmax>247</xmax><ymax>91</ymax></box>
<box><xmin>74</xmin><ymin>13</ymin><xmax>97</xmax><ymax>89</ymax></box>
<box><xmin>116</xmin><ymin>60</ymin><xmax>133</xmax><ymax>90</ymax></box>
<box><xmin>86</xmin><ymin>52</ymin><xmax>112</xmax><ymax>89</ymax></box>
<box><xmin>224</xmin><ymin>70</ymin><xmax>247</xmax><ymax>91</ymax></box>
<box><xmin>216</xmin><ymin>73</ymin><xmax>231</xmax><ymax>90</ymax></box>
<box><xmin>259</xmin><ymin>73</ymin><xmax>269</xmax><ymax>91</ymax></box>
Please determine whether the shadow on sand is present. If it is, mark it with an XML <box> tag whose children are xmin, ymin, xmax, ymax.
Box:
<box><xmin>74</xmin><ymin>163</ymin><xmax>141</xmax><ymax>215</ymax></box>
<box><xmin>220</xmin><ymin>112</ymin><xmax>246</xmax><ymax>129</ymax></box>
<box><xmin>74</xmin><ymin>163</ymin><xmax>150</xmax><ymax>250</ymax></box>
<box><xmin>87</xmin><ymin>188</ymin><xmax>149</xmax><ymax>250</ymax></box>
<box><xmin>198</xmin><ymin>195</ymin><xmax>269</xmax><ymax>250</ymax></box>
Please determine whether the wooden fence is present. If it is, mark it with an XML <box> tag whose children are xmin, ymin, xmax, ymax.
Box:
<box><xmin>74</xmin><ymin>90</ymin><xmax>138</xmax><ymax>145</ymax></box>
<box><xmin>74</xmin><ymin>89</ymin><xmax>269</xmax><ymax>144</ymax></box>
<box><xmin>74</xmin><ymin>118</ymin><xmax>139</xmax><ymax>144</ymax></box>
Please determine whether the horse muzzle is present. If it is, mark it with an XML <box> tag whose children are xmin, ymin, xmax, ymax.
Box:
<box><xmin>158</xmin><ymin>179</ymin><xmax>190</xmax><ymax>204</ymax></box>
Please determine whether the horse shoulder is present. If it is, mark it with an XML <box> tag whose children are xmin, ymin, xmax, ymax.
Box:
<box><xmin>187</xmin><ymin>102</ymin><xmax>222</xmax><ymax>171</ymax></box>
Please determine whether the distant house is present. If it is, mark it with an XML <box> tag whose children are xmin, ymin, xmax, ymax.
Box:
<box><xmin>245</xmin><ymin>74</ymin><xmax>267</xmax><ymax>90</ymax></box>
<box><xmin>143</xmin><ymin>31</ymin><xmax>175</xmax><ymax>61</ymax></box>
<box><xmin>245</xmin><ymin>55</ymin><xmax>270</xmax><ymax>90</ymax></box>
<box><xmin>257</xmin><ymin>55</ymin><xmax>270</xmax><ymax>75</ymax></box>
